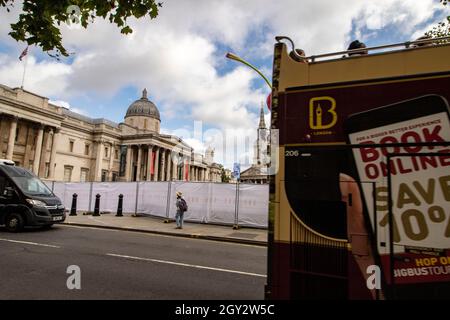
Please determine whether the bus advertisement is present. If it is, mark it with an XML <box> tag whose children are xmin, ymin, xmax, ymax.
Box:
<box><xmin>266</xmin><ymin>37</ymin><xmax>450</xmax><ymax>299</ymax></box>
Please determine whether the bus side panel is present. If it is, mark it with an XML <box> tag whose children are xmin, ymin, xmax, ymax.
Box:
<box><xmin>281</xmin><ymin>73</ymin><xmax>450</xmax><ymax>145</ymax></box>
<box><xmin>267</xmin><ymin>242</ymin><xmax>291</xmax><ymax>300</ymax></box>
<box><xmin>280</xmin><ymin>75</ymin><xmax>450</xmax><ymax>299</ymax></box>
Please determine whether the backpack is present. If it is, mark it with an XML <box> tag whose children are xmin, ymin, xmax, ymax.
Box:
<box><xmin>179</xmin><ymin>198</ymin><xmax>188</xmax><ymax>212</ymax></box>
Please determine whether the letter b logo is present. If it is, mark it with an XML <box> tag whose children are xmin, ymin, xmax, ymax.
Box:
<box><xmin>309</xmin><ymin>96</ymin><xmax>337</xmax><ymax>130</ymax></box>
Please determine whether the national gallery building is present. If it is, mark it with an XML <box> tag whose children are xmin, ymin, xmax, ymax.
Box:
<box><xmin>0</xmin><ymin>84</ymin><xmax>222</xmax><ymax>183</ymax></box>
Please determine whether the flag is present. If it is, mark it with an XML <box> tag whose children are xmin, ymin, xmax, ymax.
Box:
<box><xmin>184</xmin><ymin>161</ymin><xmax>189</xmax><ymax>181</ymax></box>
<box><xmin>233</xmin><ymin>163</ymin><xmax>240</xmax><ymax>180</ymax></box>
<box><xmin>150</xmin><ymin>150</ymin><xmax>155</xmax><ymax>175</ymax></box>
<box><xmin>19</xmin><ymin>46</ymin><xmax>28</xmax><ymax>61</ymax></box>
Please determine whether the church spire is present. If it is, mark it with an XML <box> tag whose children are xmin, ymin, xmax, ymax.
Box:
<box><xmin>258</xmin><ymin>102</ymin><xmax>266</xmax><ymax>129</ymax></box>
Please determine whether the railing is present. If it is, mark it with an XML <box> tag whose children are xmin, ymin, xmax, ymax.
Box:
<box><xmin>277</xmin><ymin>36</ymin><xmax>450</xmax><ymax>63</ymax></box>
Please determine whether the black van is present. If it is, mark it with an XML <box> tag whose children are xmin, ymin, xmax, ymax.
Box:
<box><xmin>0</xmin><ymin>165</ymin><xmax>65</xmax><ymax>232</ymax></box>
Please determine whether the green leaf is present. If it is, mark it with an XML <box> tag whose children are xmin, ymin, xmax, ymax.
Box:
<box><xmin>121</xmin><ymin>25</ymin><xmax>132</xmax><ymax>34</ymax></box>
<box><xmin>0</xmin><ymin>0</ymin><xmax>163</xmax><ymax>58</ymax></box>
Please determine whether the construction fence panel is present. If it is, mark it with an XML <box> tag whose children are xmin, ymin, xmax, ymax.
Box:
<box><xmin>44</xmin><ymin>180</ymin><xmax>268</xmax><ymax>228</ymax></box>
<box><xmin>237</xmin><ymin>183</ymin><xmax>269</xmax><ymax>228</ymax></box>
<box><xmin>53</xmin><ymin>182</ymin><xmax>92</xmax><ymax>212</ymax></box>
<box><xmin>167</xmin><ymin>182</ymin><xmax>211</xmax><ymax>223</ymax></box>
<box><xmin>90</xmin><ymin>182</ymin><xmax>137</xmax><ymax>213</ymax></box>
<box><xmin>137</xmin><ymin>182</ymin><xmax>170</xmax><ymax>218</ymax></box>
<box><xmin>208</xmin><ymin>183</ymin><xmax>237</xmax><ymax>225</ymax></box>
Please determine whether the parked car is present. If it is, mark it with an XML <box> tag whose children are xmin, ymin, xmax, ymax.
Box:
<box><xmin>0</xmin><ymin>164</ymin><xmax>65</xmax><ymax>232</ymax></box>
<box><xmin>0</xmin><ymin>159</ymin><xmax>15</xmax><ymax>166</ymax></box>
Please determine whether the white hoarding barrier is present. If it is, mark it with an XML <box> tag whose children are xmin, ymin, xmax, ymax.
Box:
<box><xmin>91</xmin><ymin>182</ymin><xmax>137</xmax><ymax>213</ymax></box>
<box><xmin>137</xmin><ymin>182</ymin><xmax>170</xmax><ymax>218</ymax></box>
<box><xmin>45</xmin><ymin>180</ymin><xmax>268</xmax><ymax>228</ymax></box>
<box><xmin>238</xmin><ymin>183</ymin><xmax>269</xmax><ymax>228</ymax></box>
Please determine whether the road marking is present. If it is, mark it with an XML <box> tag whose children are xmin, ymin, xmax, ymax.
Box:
<box><xmin>0</xmin><ymin>238</ymin><xmax>61</xmax><ymax>248</ymax></box>
<box><xmin>106</xmin><ymin>253</ymin><xmax>267</xmax><ymax>278</ymax></box>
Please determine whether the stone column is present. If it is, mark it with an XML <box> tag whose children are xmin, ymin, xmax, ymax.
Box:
<box><xmin>160</xmin><ymin>148</ymin><xmax>166</xmax><ymax>181</ymax></box>
<box><xmin>165</xmin><ymin>149</ymin><xmax>169</xmax><ymax>181</ymax></box>
<box><xmin>153</xmin><ymin>147</ymin><xmax>160</xmax><ymax>181</ymax></box>
<box><xmin>33</xmin><ymin>125</ymin><xmax>44</xmax><ymax>174</ymax></box>
<box><xmin>109</xmin><ymin>143</ymin><xmax>115</xmax><ymax>181</ymax></box>
<box><xmin>136</xmin><ymin>145</ymin><xmax>142</xmax><ymax>181</ymax></box>
<box><xmin>146</xmin><ymin>145</ymin><xmax>153</xmax><ymax>181</ymax></box>
<box><xmin>48</xmin><ymin>128</ymin><xmax>61</xmax><ymax>180</ymax></box>
<box><xmin>0</xmin><ymin>116</ymin><xmax>5</xmax><ymax>157</ymax></box>
<box><xmin>6</xmin><ymin>116</ymin><xmax>18</xmax><ymax>160</ymax></box>
<box><xmin>23</xmin><ymin>124</ymin><xmax>34</xmax><ymax>168</ymax></box>
<box><xmin>166</xmin><ymin>150</ymin><xmax>172</xmax><ymax>181</ymax></box>
<box><xmin>172</xmin><ymin>156</ymin><xmax>177</xmax><ymax>181</ymax></box>
<box><xmin>39</xmin><ymin>128</ymin><xmax>51</xmax><ymax>177</ymax></box>
<box><xmin>95</xmin><ymin>140</ymin><xmax>104</xmax><ymax>181</ymax></box>
<box><xmin>125</xmin><ymin>145</ymin><xmax>133</xmax><ymax>182</ymax></box>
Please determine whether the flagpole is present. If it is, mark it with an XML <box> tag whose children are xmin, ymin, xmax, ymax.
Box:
<box><xmin>20</xmin><ymin>46</ymin><xmax>29</xmax><ymax>89</ymax></box>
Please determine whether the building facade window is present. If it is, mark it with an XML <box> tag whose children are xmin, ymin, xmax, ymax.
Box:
<box><xmin>64</xmin><ymin>166</ymin><xmax>73</xmax><ymax>182</ymax></box>
<box><xmin>101</xmin><ymin>170</ymin><xmax>108</xmax><ymax>182</ymax></box>
<box><xmin>69</xmin><ymin>140</ymin><xmax>74</xmax><ymax>153</ymax></box>
<box><xmin>112</xmin><ymin>172</ymin><xmax>118</xmax><ymax>182</ymax></box>
<box><xmin>15</xmin><ymin>126</ymin><xmax>19</xmax><ymax>142</ymax></box>
<box><xmin>44</xmin><ymin>163</ymin><xmax>50</xmax><ymax>178</ymax></box>
<box><xmin>105</xmin><ymin>147</ymin><xmax>109</xmax><ymax>158</ymax></box>
<box><xmin>85</xmin><ymin>144</ymin><xmax>90</xmax><ymax>156</ymax></box>
<box><xmin>80</xmin><ymin>168</ymin><xmax>89</xmax><ymax>182</ymax></box>
<box><xmin>144</xmin><ymin>119</ymin><xmax>148</xmax><ymax>129</ymax></box>
<box><xmin>115</xmin><ymin>149</ymin><xmax>119</xmax><ymax>160</ymax></box>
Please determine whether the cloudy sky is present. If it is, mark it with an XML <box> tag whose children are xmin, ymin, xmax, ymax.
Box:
<box><xmin>0</xmin><ymin>0</ymin><xmax>448</xmax><ymax>169</ymax></box>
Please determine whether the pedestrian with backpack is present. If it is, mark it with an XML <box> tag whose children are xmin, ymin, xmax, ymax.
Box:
<box><xmin>175</xmin><ymin>191</ymin><xmax>187</xmax><ymax>229</ymax></box>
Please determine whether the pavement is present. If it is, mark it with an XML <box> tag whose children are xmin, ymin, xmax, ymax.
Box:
<box><xmin>63</xmin><ymin>212</ymin><xmax>268</xmax><ymax>246</ymax></box>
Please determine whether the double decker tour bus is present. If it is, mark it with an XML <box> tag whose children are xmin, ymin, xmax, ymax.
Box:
<box><xmin>266</xmin><ymin>36</ymin><xmax>450</xmax><ymax>299</ymax></box>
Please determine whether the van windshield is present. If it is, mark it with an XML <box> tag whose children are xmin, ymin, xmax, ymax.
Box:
<box><xmin>11</xmin><ymin>176</ymin><xmax>53</xmax><ymax>196</ymax></box>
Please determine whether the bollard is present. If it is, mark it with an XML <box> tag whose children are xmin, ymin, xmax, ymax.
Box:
<box><xmin>116</xmin><ymin>194</ymin><xmax>123</xmax><ymax>217</ymax></box>
<box><xmin>70</xmin><ymin>193</ymin><xmax>78</xmax><ymax>216</ymax></box>
<box><xmin>93</xmin><ymin>194</ymin><xmax>101</xmax><ymax>216</ymax></box>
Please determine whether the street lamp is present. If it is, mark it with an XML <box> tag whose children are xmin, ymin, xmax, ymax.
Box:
<box><xmin>225</xmin><ymin>52</ymin><xmax>272</xmax><ymax>89</ymax></box>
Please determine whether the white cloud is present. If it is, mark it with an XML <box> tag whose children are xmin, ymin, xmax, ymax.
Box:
<box><xmin>49</xmin><ymin>99</ymin><xmax>71</xmax><ymax>109</ymax></box>
<box><xmin>355</xmin><ymin>0</ymin><xmax>440</xmax><ymax>33</ymax></box>
<box><xmin>183</xmin><ymin>137</ymin><xmax>206</xmax><ymax>154</ymax></box>
<box><xmin>0</xmin><ymin>54</ymin><xmax>71</xmax><ymax>97</ymax></box>
<box><xmin>49</xmin><ymin>99</ymin><xmax>88</xmax><ymax>116</ymax></box>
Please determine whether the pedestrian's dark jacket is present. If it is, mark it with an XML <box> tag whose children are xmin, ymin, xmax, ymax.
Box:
<box><xmin>176</xmin><ymin>197</ymin><xmax>183</xmax><ymax>213</ymax></box>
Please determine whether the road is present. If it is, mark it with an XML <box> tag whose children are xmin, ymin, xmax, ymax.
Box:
<box><xmin>0</xmin><ymin>225</ymin><xmax>267</xmax><ymax>300</ymax></box>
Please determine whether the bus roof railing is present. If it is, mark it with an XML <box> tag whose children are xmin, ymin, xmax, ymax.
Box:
<box><xmin>276</xmin><ymin>36</ymin><xmax>450</xmax><ymax>63</ymax></box>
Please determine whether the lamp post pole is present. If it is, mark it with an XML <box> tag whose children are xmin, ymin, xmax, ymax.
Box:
<box><xmin>225</xmin><ymin>52</ymin><xmax>272</xmax><ymax>89</ymax></box>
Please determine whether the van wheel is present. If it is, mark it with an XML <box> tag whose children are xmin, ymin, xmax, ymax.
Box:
<box><xmin>5</xmin><ymin>213</ymin><xmax>24</xmax><ymax>232</ymax></box>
